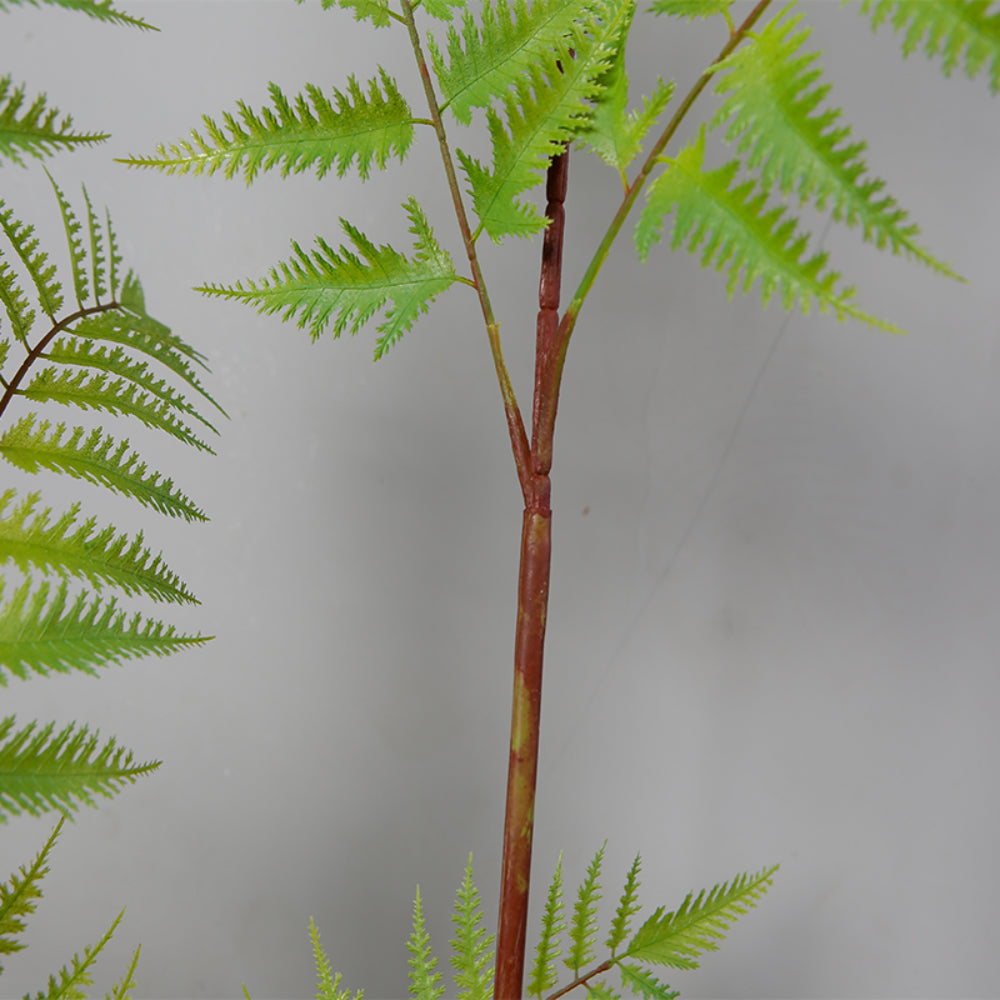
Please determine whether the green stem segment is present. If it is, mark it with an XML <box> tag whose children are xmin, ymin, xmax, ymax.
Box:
<box><xmin>494</xmin><ymin>148</ymin><xmax>568</xmax><ymax>1000</ymax></box>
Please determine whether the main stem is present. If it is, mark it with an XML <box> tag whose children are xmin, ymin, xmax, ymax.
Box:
<box><xmin>494</xmin><ymin>148</ymin><xmax>569</xmax><ymax>1000</ymax></box>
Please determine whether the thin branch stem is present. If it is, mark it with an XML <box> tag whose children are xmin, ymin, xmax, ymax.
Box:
<box><xmin>544</xmin><ymin>958</ymin><xmax>615</xmax><ymax>1000</ymax></box>
<box><xmin>398</xmin><ymin>0</ymin><xmax>533</xmax><ymax>497</ymax></box>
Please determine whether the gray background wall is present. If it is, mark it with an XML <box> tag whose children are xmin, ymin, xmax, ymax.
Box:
<box><xmin>2</xmin><ymin>1</ymin><xmax>998</xmax><ymax>997</ymax></box>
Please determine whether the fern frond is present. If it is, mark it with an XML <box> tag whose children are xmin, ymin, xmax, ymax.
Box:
<box><xmin>310</xmin><ymin>918</ymin><xmax>364</xmax><ymax>1000</ymax></box>
<box><xmin>19</xmin><ymin>365</ymin><xmax>214</xmax><ymax>452</ymax></box>
<box><xmin>0</xmin><ymin>816</ymin><xmax>62</xmax><ymax>967</ymax></box>
<box><xmin>636</xmin><ymin>128</ymin><xmax>901</xmax><ymax>332</ymax></box>
<box><xmin>198</xmin><ymin>197</ymin><xmax>458</xmax><ymax>359</ymax></box>
<box><xmin>70</xmin><ymin>306</ymin><xmax>225</xmax><ymax>416</ymax></box>
<box><xmin>0</xmin><ymin>200</ymin><xmax>63</xmax><ymax>318</ymax></box>
<box><xmin>576</xmin><ymin>3</ymin><xmax>675</xmax><ymax>179</ymax></box>
<box><xmin>302</xmin><ymin>0</ymin><xmax>396</xmax><ymax>29</ymax></box>
<box><xmin>0</xmin><ymin>0</ymin><xmax>155</xmax><ymax>30</ymax></box>
<box><xmin>0</xmin><ymin>489</ymin><xmax>199</xmax><ymax>604</ymax></box>
<box><xmin>0</xmin><ymin>246</ymin><xmax>35</xmax><ymax>345</ymax></box>
<box><xmin>429</xmin><ymin>0</ymin><xmax>606</xmax><ymax>126</ymax></box>
<box><xmin>119</xmin><ymin>73</ymin><xmax>415</xmax><ymax>183</ymax></box>
<box><xmin>41</xmin><ymin>336</ymin><xmax>220</xmax><ymax>433</ymax></box>
<box><xmin>711</xmin><ymin>3</ymin><xmax>961</xmax><ymax>278</ymax></box>
<box><xmin>585</xmin><ymin>982</ymin><xmax>620</xmax><ymax>1000</ymax></box>
<box><xmin>46</xmin><ymin>172</ymin><xmax>88</xmax><ymax>307</ymax></box>
<box><xmin>616</xmin><ymin>963</ymin><xmax>678</xmax><ymax>1000</ymax></box>
<box><xmin>0</xmin><ymin>416</ymin><xmax>207</xmax><ymax>521</ymax></box>
<box><xmin>0</xmin><ymin>76</ymin><xmax>108</xmax><ymax>167</ymax></box>
<box><xmin>407</xmin><ymin>887</ymin><xmax>445</xmax><ymax>1000</ymax></box>
<box><xmin>566</xmin><ymin>843</ymin><xmax>605</xmax><ymax>975</ymax></box>
<box><xmin>0</xmin><ymin>578</ymin><xmax>207</xmax><ymax>684</ymax></box>
<box><xmin>0</xmin><ymin>716</ymin><xmax>158</xmax><ymax>821</ymax></box>
<box><xmin>82</xmin><ymin>186</ymin><xmax>108</xmax><ymax>302</ymax></box>
<box><xmin>420</xmin><ymin>0</ymin><xmax>465</xmax><ymax>22</ymax></box>
<box><xmin>649</xmin><ymin>0</ymin><xmax>733</xmax><ymax>22</ymax></box>
<box><xmin>852</xmin><ymin>0</ymin><xmax>1000</xmax><ymax>93</ymax></box>
<box><xmin>455</xmin><ymin>0</ymin><xmax>632</xmax><ymax>240</ymax></box>
<box><xmin>527</xmin><ymin>853</ymin><xmax>565</xmax><ymax>998</ymax></box>
<box><xmin>606</xmin><ymin>854</ymin><xmax>642</xmax><ymax>955</ymax></box>
<box><xmin>623</xmin><ymin>865</ymin><xmax>778</xmax><ymax>970</ymax></box>
<box><xmin>105</xmin><ymin>207</ymin><xmax>122</xmax><ymax>300</ymax></box>
<box><xmin>450</xmin><ymin>855</ymin><xmax>494</xmax><ymax>1000</ymax></box>
<box><xmin>30</xmin><ymin>908</ymin><xmax>125</xmax><ymax>1000</ymax></box>
<box><xmin>106</xmin><ymin>944</ymin><xmax>141</xmax><ymax>1000</ymax></box>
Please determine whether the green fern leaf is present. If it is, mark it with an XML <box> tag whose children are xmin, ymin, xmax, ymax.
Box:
<box><xmin>30</xmin><ymin>907</ymin><xmax>125</xmax><ymax>1000</ymax></box>
<box><xmin>649</xmin><ymin>0</ymin><xmax>733</xmax><ymax>21</ymax></box>
<box><xmin>711</xmin><ymin>3</ymin><xmax>961</xmax><ymax>278</ymax></box>
<box><xmin>0</xmin><ymin>716</ymin><xmax>158</xmax><ymax>821</ymax></box>
<box><xmin>198</xmin><ymin>197</ymin><xmax>457</xmax><ymax>359</ymax></box>
<box><xmin>46</xmin><ymin>172</ymin><xmax>88</xmax><ymax>307</ymax></box>
<box><xmin>585</xmin><ymin>982</ymin><xmax>620</xmax><ymax>1000</ymax></box>
<box><xmin>852</xmin><ymin>0</ymin><xmax>1000</xmax><ymax>93</ymax></box>
<box><xmin>616</xmin><ymin>963</ymin><xmax>678</xmax><ymax>1000</ymax></box>
<box><xmin>19</xmin><ymin>365</ymin><xmax>214</xmax><ymax>452</ymax></box>
<box><xmin>107</xmin><ymin>945</ymin><xmax>141</xmax><ymax>1000</ymax></box>
<box><xmin>0</xmin><ymin>200</ymin><xmax>63</xmax><ymax>318</ymax></box>
<box><xmin>0</xmin><ymin>816</ymin><xmax>61</xmax><ymax>967</ymax></box>
<box><xmin>0</xmin><ymin>489</ymin><xmax>199</xmax><ymax>604</ymax></box>
<box><xmin>407</xmin><ymin>887</ymin><xmax>445</xmax><ymax>1000</ymax></box>
<box><xmin>0</xmin><ymin>247</ymin><xmax>35</xmax><ymax>344</ymax></box>
<box><xmin>527</xmin><ymin>853</ymin><xmax>565</xmax><ymax>998</ymax></box>
<box><xmin>0</xmin><ymin>415</ymin><xmax>207</xmax><ymax>521</ymax></box>
<box><xmin>450</xmin><ymin>855</ymin><xmax>494</xmax><ymax>1000</ymax></box>
<box><xmin>0</xmin><ymin>578</ymin><xmax>207</xmax><ymax>684</ymax></box>
<box><xmin>455</xmin><ymin>0</ymin><xmax>631</xmax><ymax>240</ymax></box>
<box><xmin>119</xmin><ymin>73</ymin><xmax>414</xmax><ymax>183</ymax></box>
<box><xmin>566</xmin><ymin>842</ymin><xmax>605</xmax><ymax>975</ymax></box>
<box><xmin>623</xmin><ymin>865</ymin><xmax>778</xmax><ymax>970</ymax></box>
<box><xmin>105</xmin><ymin>207</ymin><xmax>123</xmax><ymax>300</ymax></box>
<box><xmin>81</xmin><ymin>187</ymin><xmax>108</xmax><ymax>302</ymax></box>
<box><xmin>0</xmin><ymin>0</ymin><xmax>155</xmax><ymax>30</ymax></box>
<box><xmin>606</xmin><ymin>854</ymin><xmax>642</xmax><ymax>954</ymax></box>
<box><xmin>302</xmin><ymin>0</ymin><xmax>396</xmax><ymax>29</ymax></box>
<box><xmin>636</xmin><ymin>128</ymin><xmax>901</xmax><ymax>331</ymax></box>
<box><xmin>576</xmin><ymin>6</ymin><xmax>675</xmax><ymax>180</ymax></box>
<box><xmin>0</xmin><ymin>76</ymin><xmax>108</xmax><ymax>167</ymax></box>
<box><xmin>309</xmin><ymin>918</ymin><xmax>364</xmax><ymax>1000</ymax></box>
<box><xmin>421</xmin><ymin>0</ymin><xmax>465</xmax><ymax>23</ymax></box>
<box><xmin>429</xmin><ymin>0</ymin><xmax>606</xmax><ymax>126</ymax></box>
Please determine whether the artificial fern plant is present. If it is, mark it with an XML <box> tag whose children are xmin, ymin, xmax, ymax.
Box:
<box><xmin>2</xmin><ymin>0</ymin><xmax>218</xmax><ymax>992</ymax></box>
<box><xmin>118</xmin><ymin>0</ymin><xmax>998</xmax><ymax>994</ymax></box>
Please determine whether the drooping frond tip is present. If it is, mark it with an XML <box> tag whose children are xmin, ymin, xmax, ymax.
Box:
<box><xmin>0</xmin><ymin>0</ymin><xmax>157</xmax><ymax>30</ymax></box>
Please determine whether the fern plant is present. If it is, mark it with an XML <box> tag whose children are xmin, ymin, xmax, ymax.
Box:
<box><xmin>2</xmin><ymin>0</ymin><xmax>218</xmax><ymax>993</ymax></box>
<box><xmin>124</xmin><ymin>0</ymin><xmax>998</xmax><ymax>994</ymax></box>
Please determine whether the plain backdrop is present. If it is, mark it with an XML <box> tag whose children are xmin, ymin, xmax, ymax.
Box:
<box><xmin>2</xmin><ymin>1</ymin><xmax>998</xmax><ymax>997</ymax></box>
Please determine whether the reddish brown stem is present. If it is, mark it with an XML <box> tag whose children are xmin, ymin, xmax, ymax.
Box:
<box><xmin>494</xmin><ymin>147</ymin><xmax>569</xmax><ymax>1000</ymax></box>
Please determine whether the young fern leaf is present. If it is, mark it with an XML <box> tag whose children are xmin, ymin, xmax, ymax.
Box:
<box><xmin>0</xmin><ymin>416</ymin><xmax>207</xmax><ymax>521</ymax></box>
<box><xmin>419</xmin><ymin>0</ymin><xmax>466</xmax><ymax>23</ymax></box>
<box><xmin>107</xmin><ymin>945</ymin><xmax>141</xmax><ymax>1000</ymax></box>
<box><xmin>636</xmin><ymin>128</ymin><xmax>902</xmax><ymax>332</ymax></box>
<box><xmin>82</xmin><ymin>186</ymin><xmax>107</xmax><ymax>302</ymax></box>
<box><xmin>310</xmin><ymin>918</ymin><xmax>365</xmax><ymax>1000</ymax></box>
<box><xmin>585</xmin><ymin>982</ymin><xmax>620</xmax><ymax>1000</ymax></box>
<box><xmin>0</xmin><ymin>0</ymin><xmax>155</xmax><ymax>31</ymax></box>
<box><xmin>616</xmin><ymin>962</ymin><xmax>678</xmax><ymax>1000</ymax></box>
<box><xmin>301</xmin><ymin>0</ymin><xmax>396</xmax><ymax>30</ymax></box>
<box><xmin>0</xmin><ymin>716</ymin><xmax>158</xmax><ymax>821</ymax></box>
<box><xmin>105</xmin><ymin>207</ymin><xmax>122</xmax><ymax>300</ymax></box>
<box><xmin>31</xmin><ymin>907</ymin><xmax>126</xmax><ymax>1000</ymax></box>
<box><xmin>649</xmin><ymin>0</ymin><xmax>734</xmax><ymax>23</ymax></box>
<box><xmin>428</xmin><ymin>0</ymin><xmax>606</xmax><ymax>126</ymax></box>
<box><xmin>450</xmin><ymin>855</ymin><xmax>494</xmax><ymax>1000</ymax></box>
<box><xmin>455</xmin><ymin>0</ymin><xmax>631</xmax><ymax>240</ymax></box>
<box><xmin>0</xmin><ymin>489</ymin><xmax>199</xmax><ymax>604</ymax></box>
<box><xmin>623</xmin><ymin>865</ymin><xmax>779</xmax><ymax>970</ymax></box>
<box><xmin>0</xmin><ymin>76</ymin><xmax>108</xmax><ymax>167</ymax></box>
<box><xmin>0</xmin><ymin>245</ymin><xmax>35</xmax><ymax>345</ymax></box>
<box><xmin>710</xmin><ymin>3</ymin><xmax>961</xmax><ymax>278</ymax></box>
<box><xmin>527</xmin><ymin>852</ymin><xmax>565</xmax><ymax>998</ymax></box>
<box><xmin>0</xmin><ymin>578</ymin><xmax>207</xmax><ymax>684</ymax></box>
<box><xmin>119</xmin><ymin>72</ymin><xmax>415</xmax><ymax>184</ymax></box>
<box><xmin>566</xmin><ymin>842</ymin><xmax>605</xmax><ymax>975</ymax></box>
<box><xmin>575</xmin><ymin>3</ymin><xmax>675</xmax><ymax>182</ymax></box>
<box><xmin>852</xmin><ymin>0</ymin><xmax>1000</xmax><ymax>94</ymax></box>
<box><xmin>606</xmin><ymin>854</ymin><xmax>642</xmax><ymax>955</ymax></box>
<box><xmin>46</xmin><ymin>171</ymin><xmax>88</xmax><ymax>307</ymax></box>
<box><xmin>0</xmin><ymin>815</ymin><xmax>62</xmax><ymax>967</ymax></box>
<box><xmin>0</xmin><ymin>201</ymin><xmax>63</xmax><ymax>319</ymax></box>
<box><xmin>198</xmin><ymin>197</ymin><xmax>458</xmax><ymax>359</ymax></box>
<box><xmin>407</xmin><ymin>887</ymin><xmax>445</xmax><ymax>1000</ymax></box>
